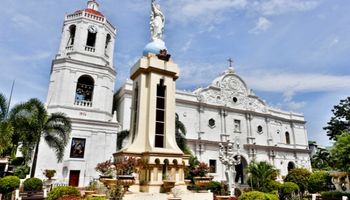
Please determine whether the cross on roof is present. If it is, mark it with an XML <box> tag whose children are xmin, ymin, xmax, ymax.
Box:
<box><xmin>227</xmin><ymin>58</ymin><xmax>234</xmax><ymax>67</ymax></box>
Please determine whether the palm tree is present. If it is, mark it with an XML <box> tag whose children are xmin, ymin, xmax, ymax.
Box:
<box><xmin>11</xmin><ymin>98</ymin><xmax>72</xmax><ymax>177</ymax></box>
<box><xmin>0</xmin><ymin>93</ymin><xmax>12</xmax><ymax>156</ymax></box>
<box><xmin>247</xmin><ymin>161</ymin><xmax>279</xmax><ymax>192</ymax></box>
<box><xmin>175</xmin><ymin>113</ymin><xmax>188</xmax><ymax>153</ymax></box>
<box><xmin>311</xmin><ymin>148</ymin><xmax>332</xmax><ymax>170</ymax></box>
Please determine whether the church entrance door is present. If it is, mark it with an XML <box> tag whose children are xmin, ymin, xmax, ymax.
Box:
<box><xmin>69</xmin><ymin>170</ymin><xmax>80</xmax><ymax>186</ymax></box>
<box><xmin>235</xmin><ymin>156</ymin><xmax>248</xmax><ymax>184</ymax></box>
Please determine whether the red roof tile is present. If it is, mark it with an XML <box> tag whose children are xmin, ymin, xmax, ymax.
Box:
<box><xmin>74</xmin><ymin>8</ymin><xmax>104</xmax><ymax>17</ymax></box>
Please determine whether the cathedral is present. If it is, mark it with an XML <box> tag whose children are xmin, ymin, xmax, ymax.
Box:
<box><xmin>35</xmin><ymin>1</ymin><xmax>311</xmax><ymax>187</ymax></box>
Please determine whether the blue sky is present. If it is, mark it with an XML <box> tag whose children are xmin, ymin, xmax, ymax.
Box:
<box><xmin>0</xmin><ymin>0</ymin><xmax>349</xmax><ymax>146</ymax></box>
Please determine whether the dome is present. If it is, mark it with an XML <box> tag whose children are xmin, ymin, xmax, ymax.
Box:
<box><xmin>143</xmin><ymin>39</ymin><xmax>167</xmax><ymax>56</ymax></box>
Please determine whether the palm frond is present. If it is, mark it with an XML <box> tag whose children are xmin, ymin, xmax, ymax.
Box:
<box><xmin>0</xmin><ymin>93</ymin><xmax>8</xmax><ymax>121</ymax></box>
<box><xmin>44</xmin><ymin>133</ymin><xmax>66</xmax><ymax>162</ymax></box>
<box><xmin>44</xmin><ymin>112</ymin><xmax>71</xmax><ymax>145</ymax></box>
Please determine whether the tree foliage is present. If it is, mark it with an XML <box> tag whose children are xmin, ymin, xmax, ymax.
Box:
<box><xmin>284</xmin><ymin>168</ymin><xmax>311</xmax><ymax>193</ymax></box>
<box><xmin>311</xmin><ymin>148</ymin><xmax>333</xmax><ymax>170</ymax></box>
<box><xmin>0</xmin><ymin>95</ymin><xmax>72</xmax><ymax>177</ymax></box>
<box><xmin>324</xmin><ymin>97</ymin><xmax>350</xmax><ymax>140</ymax></box>
<box><xmin>17</xmin><ymin>99</ymin><xmax>72</xmax><ymax>177</ymax></box>
<box><xmin>308</xmin><ymin>171</ymin><xmax>330</xmax><ymax>193</ymax></box>
<box><xmin>175</xmin><ymin>113</ymin><xmax>190</xmax><ymax>154</ymax></box>
<box><xmin>247</xmin><ymin>161</ymin><xmax>279</xmax><ymax>192</ymax></box>
<box><xmin>331</xmin><ymin>131</ymin><xmax>350</xmax><ymax>172</ymax></box>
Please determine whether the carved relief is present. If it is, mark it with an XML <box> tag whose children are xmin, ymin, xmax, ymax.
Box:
<box><xmin>196</xmin><ymin>73</ymin><xmax>267</xmax><ymax>113</ymax></box>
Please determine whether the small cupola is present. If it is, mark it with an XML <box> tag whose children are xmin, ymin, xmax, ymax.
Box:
<box><xmin>87</xmin><ymin>0</ymin><xmax>99</xmax><ymax>11</ymax></box>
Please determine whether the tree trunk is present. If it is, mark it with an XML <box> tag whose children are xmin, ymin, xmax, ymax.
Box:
<box><xmin>30</xmin><ymin>140</ymin><xmax>40</xmax><ymax>178</ymax></box>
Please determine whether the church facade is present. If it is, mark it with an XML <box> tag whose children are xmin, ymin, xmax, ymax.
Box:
<box><xmin>35</xmin><ymin>1</ymin><xmax>311</xmax><ymax>187</ymax></box>
<box><xmin>115</xmin><ymin>67</ymin><xmax>311</xmax><ymax>184</ymax></box>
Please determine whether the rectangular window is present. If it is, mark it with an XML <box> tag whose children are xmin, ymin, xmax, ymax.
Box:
<box><xmin>131</xmin><ymin>84</ymin><xmax>139</xmax><ymax>143</ymax></box>
<box><xmin>234</xmin><ymin>119</ymin><xmax>241</xmax><ymax>132</ymax></box>
<box><xmin>209</xmin><ymin>159</ymin><xmax>216</xmax><ymax>173</ymax></box>
<box><xmin>70</xmin><ymin>138</ymin><xmax>86</xmax><ymax>158</ymax></box>
<box><xmin>155</xmin><ymin>79</ymin><xmax>166</xmax><ymax>148</ymax></box>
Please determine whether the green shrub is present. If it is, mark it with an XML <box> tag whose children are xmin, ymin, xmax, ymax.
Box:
<box><xmin>284</xmin><ymin>168</ymin><xmax>311</xmax><ymax>193</ymax></box>
<box><xmin>239</xmin><ymin>191</ymin><xmax>266</xmax><ymax>200</ymax></box>
<box><xmin>0</xmin><ymin>176</ymin><xmax>20</xmax><ymax>194</ymax></box>
<box><xmin>13</xmin><ymin>165</ymin><xmax>30</xmax><ymax>179</ymax></box>
<box><xmin>206</xmin><ymin>181</ymin><xmax>222</xmax><ymax>195</ymax></box>
<box><xmin>47</xmin><ymin>186</ymin><xmax>80</xmax><ymax>200</ymax></box>
<box><xmin>320</xmin><ymin>191</ymin><xmax>350</xmax><ymax>199</ymax></box>
<box><xmin>264</xmin><ymin>193</ymin><xmax>278</xmax><ymax>200</ymax></box>
<box><xmin>265</xmin><ymin>180</ymin><xmax>282</xmax><ymax>192</ymax></box>
<box><xmin>23</xmin><ymin>178</ymin><xmax>43</xmax><ymax>192</ymax></box>
<box><xmin>308</xmin><ymin>171</ymin><xmax>329</xmax><ymax>193</ymax></box>
<box><xmin>86</xmin><ymin>197</ymin><xmax>106</xmax><ymax>200</ymax></box>
<box><xmin>279</xmin><ymin>182</ymin><xmax>299</xmax><ymax>200</ymax></box>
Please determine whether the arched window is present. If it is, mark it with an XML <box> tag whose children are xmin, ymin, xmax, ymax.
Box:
<box><xmin>285</xmin><ymin>131</ymin><xmax>291</xmax><ymax>144</ymax></box>
<box><xmin>86</xmin><ymin>26</ymin><xmax>97</xmax><ymax>47</ymax></box>
<box><xmin>105</xmin><ymin>34</ymin><xmax>111</xmax><ymax>49</ymax></box>
<box><xmin>67</xmin><ymin>25</ymin><xmax>76</xmax><ymax>46</ymax></box>
<box><xmin>75</xmin><ymin>75</ymin><xmax>94</xmax><ymax>107</ymax></box>
<box><xmin>287</xmin><ymin>161</ymin><xmax>295</xmax><ymax>171</ymax></box>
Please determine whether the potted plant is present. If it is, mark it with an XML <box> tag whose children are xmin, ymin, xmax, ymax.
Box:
<box><xmin>162</xmin><ymin>175</ymin><xmax>176</xmax><ymax>193</ymax></box>
<box><xmin>84</xmin><ymin>180</ymin><xmax>97</xmax><ymax>197</ymax></box>
<box><xmin>43</xmin><ymin>169</ymin><xmax>56</xmax><ymax>180</ymax></box>
<box><xmin>95</xmin><ymin>159</ymin><xmax>114</xmax><ymax>178</ymax></box>
<box><xmin>115</xmin><ymin>157</ymin><xmax>140</xmax><ymax>193</ymax></box>
<box><xmin>192</xmin><ymin>162</ymin><xmax>213</xmax><ymax>188</ymax></box>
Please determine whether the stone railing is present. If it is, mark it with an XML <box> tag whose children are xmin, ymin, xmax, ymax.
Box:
<box><xmin>84</xmin><ymin>12</ymin><xmax>104</xmax><ymax>22</ymax></box>
<box><xmin>66</xmin><ymin>45</ymin><xmax>73</xmax><ymax>51</ymax></box>
<box><xmin>66</xmin><ymin>11</ymin><xmax>104</xmax><ymax>22</ymax></box>
<box><xmin>74</xmin><ymin>100</ymin><xmax>92</xmax><ymax>107</ymax></box>
<box><xmin>85</xmin><ymin>46</ymin><xmax>95</xmax><ymax>52</ymax></box>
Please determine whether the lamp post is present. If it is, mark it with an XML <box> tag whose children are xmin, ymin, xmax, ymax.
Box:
<box><xmin>219</xmin><ymin>140</ymin><xmax>241</xmax><ymax>197</ymax></box>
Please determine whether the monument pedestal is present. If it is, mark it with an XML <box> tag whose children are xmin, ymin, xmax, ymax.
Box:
<box><xmin>114</xmin><ymin>54</ymin><xmax>189</xmax><ymax>193</ymax></box>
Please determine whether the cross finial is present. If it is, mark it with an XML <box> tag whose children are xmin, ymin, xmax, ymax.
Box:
<box><xmin>227</xmin><ymin>58</ymin><xmax>234</xmax><ymax>68</ymax></box>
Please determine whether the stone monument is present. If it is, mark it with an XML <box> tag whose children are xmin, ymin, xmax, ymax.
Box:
<box><xmin>219</xmin><ymin>140</ymin><xmax>241</xmax><ymax>197</ymax></box>
<box><xmin>114</xmin><ymin>0</ymin><xmax>189</xmax><ymax>194</ymax></box>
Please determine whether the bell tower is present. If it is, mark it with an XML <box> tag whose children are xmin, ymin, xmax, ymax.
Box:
<box><xmin>47</xmin><ymin>0</ymin><xmax>116</xmax><ymax>121</ymax></box>
<box><xmin>36</xmin><ymin>1</ymin><xmax>119</xmax><ymax>187</ymax></box>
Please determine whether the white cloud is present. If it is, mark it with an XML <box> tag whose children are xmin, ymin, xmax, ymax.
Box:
<box><xmin>242</xmin><ymin>72</ymin><xmax>350</xmax><ymax>93</ymax></box>
<box><xmin>328</xmin><ymin>37</ymin><xmax>339</xmax><ymax>48</ymax></box>
<box><xmin>182</xmin><ymin>39</ymin><xmax>193</xmax><ymax>52</ymax></box>
<box><xmin>249</xmin><ymin>17</ymin><xmax>272</xmax><ymax>34</ymax></box>
<box><xmin>256</xmin><ymin>0</ymin><xmax>321</xmax><ymax>16</ymax></box>
<box><xmin>165</xmin><ymin>0</ymin><xmax>321</xmax><ymax>26</ymax></box>
<box><xmin>11</xmin><ymin>14</ymin><xmax>40</xmax><ymax>29</ymax></box>
<box><xmin>286</xmin><ymin>100</ymin><xmax>306</xmax><ymax>110</ymax></box>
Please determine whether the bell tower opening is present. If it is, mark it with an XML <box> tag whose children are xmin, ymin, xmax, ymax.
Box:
<box><xmin>105</xmin><ymin>34</ymin><xmax>111</xmax><ymax>55</ymax></box>
<box><xmin>86</xmin><ymin>30</ymin><xmax>97</xmax><ymax>47</ymax></box>
<box><xmin>75</xmin><ymin>75</ymin><xmax>94</xmax><ymax>107</ymax></box>
<box><xmin>67</xmin><ymin>25</ymin><xmax>76</xmax><ymax>46</ymax></box>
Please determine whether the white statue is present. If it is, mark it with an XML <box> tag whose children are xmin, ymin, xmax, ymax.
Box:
<box><xmin>150</xmin><ymin>0</ymin><xmax>165</xmax><ymax>41</ymax></box>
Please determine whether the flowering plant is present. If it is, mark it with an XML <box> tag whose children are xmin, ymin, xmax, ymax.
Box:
<box><xmin>95</xmin><ymin>159</ymin><xmax>114</xmax><ymax>176</ymax></box>
<box><xmin>115</xmin><ymin>157</ymin><xmax>140</xmax><ymax>175</ymax></box>
<box><xmin>191</xmin><ymin>162</ymin><xmax>210</xmax><ymax>177</ymax></box>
